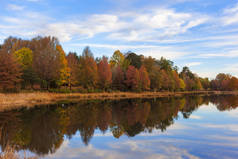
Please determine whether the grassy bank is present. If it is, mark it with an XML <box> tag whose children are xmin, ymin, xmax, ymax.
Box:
<box><xmin>0</xmin><ymin>91</ymin><xmax>237</xmax><ymax>111</ymax></box>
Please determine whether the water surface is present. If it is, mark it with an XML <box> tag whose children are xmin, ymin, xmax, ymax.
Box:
<box><xmin>1</xmin><ymin>95</ymin><xmax>238</xmax><ymax>159</ymax></box>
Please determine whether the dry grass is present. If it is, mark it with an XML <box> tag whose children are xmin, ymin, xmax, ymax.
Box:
<box><xmin>0</xmin><ymin>147</ymin><xmax>38</xmax><ymax>159</ymax></box>
<box><xmin>0</xmin><ymin>91</ymin><xmax>237</xmax><ymax>111</ymax></box>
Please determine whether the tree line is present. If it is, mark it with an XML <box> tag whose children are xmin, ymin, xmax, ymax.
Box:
<box><xmin>0</xmin><ymin>36</ymin><xmax>238</xmax><ymax>92</ymax></box>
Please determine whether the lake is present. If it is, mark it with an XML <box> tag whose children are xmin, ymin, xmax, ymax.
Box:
<box><xmin>1</xmin><ymin>95</ymin><xmax>238</xmax><ymax>159</ymax></box>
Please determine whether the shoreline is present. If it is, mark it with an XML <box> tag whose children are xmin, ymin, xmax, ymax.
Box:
<box><xmin>0</xmin><ymin>91</ymin><xmax>237</xmax><ymax>111</ymax></box>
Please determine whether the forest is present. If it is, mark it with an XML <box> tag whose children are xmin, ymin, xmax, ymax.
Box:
<box><xmin>0</xmin><ymin>36</ymin><xmax>238</xmax><ymax>93</ymax></box>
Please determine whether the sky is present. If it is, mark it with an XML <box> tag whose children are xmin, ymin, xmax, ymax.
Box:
<box><xmin>0</xmin><ymin>0</ymin><xmax>238</xmax><ymax>78</ymax></box>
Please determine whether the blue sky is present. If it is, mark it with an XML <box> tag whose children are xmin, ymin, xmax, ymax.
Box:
<box><xmin>1</xmin><ymin>0</ymin><xmax>238</xmax><ymax>78</ymax></box>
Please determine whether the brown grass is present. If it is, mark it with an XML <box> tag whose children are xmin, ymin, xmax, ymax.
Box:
<box><xmin>0</xmin><ymin>147</ymin><xmax>38</xmax><ymax>159</ymax></box>
<box><xmin>0</xmin><ymin>91</ymin><xmax>237</xmax><ymax>111</ymax></box>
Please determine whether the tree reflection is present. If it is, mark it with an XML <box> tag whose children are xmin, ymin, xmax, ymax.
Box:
<box><xmin>0</xmin><ymin>95</ymin><xmax>238</xmax><ymax>156</ymax></box>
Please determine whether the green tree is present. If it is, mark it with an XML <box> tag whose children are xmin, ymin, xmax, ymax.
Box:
<box><xmin>125</xmin><ymin>52</ymin><xmax>142</xmax><ymax>69</ymax></box>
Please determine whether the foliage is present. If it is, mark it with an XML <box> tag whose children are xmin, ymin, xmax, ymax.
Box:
<box><xmin>125</xmin><ymin>52</ymin><xmax>142</xmax><ymax>69</ymax></box>
<box><xmin>97</xmin><ymin>57</ymin><xmax>112</xmax><ymax>90</ymax></box>
<box><xmin>0</xmin><ymin>36</ymin><xmax>237</xmax><ymax>92</ymax></box>
<box><xmin>139</xmin><ymin>65</ymin><xmax>150</xmax><ymax>90</ymax></box>
<box><xmin>125</xmin><ymin>65</ymin><xmax>140</xmax><ymax>91</ymax></box>
<box><xmin>31</xmin><ymin>36</ymin><xmax>61</xmax><ymax>89</ymax></box>
<box><xmin>110</xmin><ymin>50</ymin><xmax>130</xmax><ymax>70</ymax></box>
<box><xmin>112</xmin><ymin>65</ymin><xmax>125</xmax><ymax>90</ymax></box>
<box><xmin>0</xmin><ymin>51</ymin><xmax>22</xmax><ymax>91</ymax></box>
<box><xmin>14</xmin><ymin>47</ymin><xmax>33</xmax><ymax>69</ymax></box>
<box><xmin>56</xmin><ymin>45</ymin><xmax>70</xmax><ymax>86</ymax></box>
<box><xmin>14</xmin><ymin>47</ymin><xmax>38</xmax><ymax>89</ymax></box>
<box><xmin>66</xmin><ymin>52</ymin><xmax>80</xmax><ymax>88</ymax></box>
<box><xmin>78</xmin><ymin>46</ymin><xmax>98</xmax><ymax>89</ymax></box>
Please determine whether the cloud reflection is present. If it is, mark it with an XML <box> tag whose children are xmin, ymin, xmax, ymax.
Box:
<box><xmin>47</xmin><ymin>139</ymin><xmax>200</xmax><ymax>159</ymax></box>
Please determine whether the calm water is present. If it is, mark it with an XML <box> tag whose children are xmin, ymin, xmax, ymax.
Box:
<box><xmin>1</xmin><ymin>95</ymin><xmax>238</xmax><ymax>159</ymax></box>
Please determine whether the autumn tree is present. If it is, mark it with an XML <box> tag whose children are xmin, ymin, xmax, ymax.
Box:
<box><xmin>149</xmin><ymin>67</ymin><xmax>162</xmax><ymax>91</ymax></box>
<box><xmin>0</xmin><ymin>37</ymin><xmax>30</xmax><ymax>54</ymax></box>
<box><xmin>179</xmin><ymin>79</ymin><xmax>186</xmax><ymax>91</ymax></box>
<box><xmin>97</xmin><ymin>56</ymin><xmax>112</xmax><ymax>90</ymax></box>
<box><xmin>110</xmin><ymin>50</ymin><xmax>130</xmax><ymax>70</ymax></box>
<box><xmin>78</xmin><ymin>47</ymin><xmax>98</xmax><ymax>89</ymax></box>
<box><xmin>0</xmin><ymin>51</ymin><xmax>22</xmax><ymax>91</ymax></box>
<box><xmin>200</xmin><ymin>77</ymin><xmax>210</xmax><ymax>90</ymax></box>
<box><xmin>66</xmin><ymin>52</ymin><xmax>80</xmax><ymax>89</ymax></box>
<box><xmin>142</xmin><ymin>56</ymin><xmax>156</xmax><ymax>72</ymax></box>
<box><xmin>56</xmin><ymin>45</ymin><xmax>70</xmax><ymax>87</ymax></box>
<box><xmin>125</xmin><ymin>65</ymin><xmax>140</xmax><ymax>91</ymax></box>
<box><xmin>160</xmin><ymin>70</ymin><xmax>170</xmax><ymax>90</ymax></box>
<box><xmin>172</xmin><ymin>70</ymin><xmax>181</xmax><ymax>91</ymax></box>
<box><xmin>215</xmin><ymin>73</ymin><xmax>231</xmax><ymax>90</ymax></box>
<box><xmin>228</xmin><ymin>77</ymin><xmax>238</xmax><ymax>90</ymax></box>
<box><xmin>31</xmin><ymin>36</ymin><xmax>61</xmax><ymax>89</ymax></box>
<box><xmin>142</xmin><ymin>57</ymin><xmax>161</xmax><ymax>91</ymax></box>
<box><xmin>112</xmin><ymin>65</ymin><xmax>125</xmax><ymax>90</ymax></box>
<box><xmin>180</xmin><ymin>67</ymin><xmax>202</xmax><ymax>91</ymax></box>
<box><xmin>139</xmin><ymin>65</ymin><xmax>150</xmax><ymax>91</ymax></box>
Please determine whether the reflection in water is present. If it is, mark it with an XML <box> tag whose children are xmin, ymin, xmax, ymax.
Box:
<box><xmin>0</xmin><ymin>95</ymin><xmax>238</xmax><ymax>157</ymax></box>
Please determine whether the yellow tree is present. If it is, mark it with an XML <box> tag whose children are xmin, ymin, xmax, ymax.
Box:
<box><xmin>14</xmin><ymin>47</ymin><xmax>33</xmax><ymax>69</ymax></box>
<box><xmin>56</xmin><ymin>45</ymin><xmax>70</xmax><ymax>87</ymax></box>
<box><xmin>179</xmin><ymin>79</ymin><xmax>186</xmax><ymax>91</ymax></box>
<box><xmin>14</xmin><ymin>47</ymin><xmax>38</xmax><ymax>88</ymax></box>
<box><xmin>110</xmin><ymin>50</ymin><xmax>130</xmax><ymax>70</ymax></box>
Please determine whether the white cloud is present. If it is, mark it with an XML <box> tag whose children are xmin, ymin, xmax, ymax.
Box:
<box><xmin>70</xmin><ymin>43</ymin><xmax>161</xmax><ymax>50</ymax></box>
<box><xmin>37</xmin><ymin>14</ymin><xmax>127</xmax><ymax>42</ymax></box>
<box><xmin>137</xmin><ymin>47</ymin><xmax>190</xmax><ymax>60</ymax></box>
<box><xmin>107</xmin><ymin>9</ymin><xmax>208</xmax><ymax>42</ymax></box>
<box><xmin>189</xmin><ymin>115</ymin><xmax>202</xmax><ymax>119</ymax></box>
<box><xmin>203</xmin><ymin>124</ymin><xmax>238</xmax><ymax>132</ymax></box>
<box><xmin>7</xmin><ymin>4</ymin><xmax>25</xmax><ymax>11</ymax></box>
<box><xmin>0</xmin><ymin>7</ymin><xmax>208</xmax><ymax>43</ymax></box>
<box><xmin>221</xmin><ymin>63</ymin><xmax>238</xmax><ymax>77</ymax></box>
<box><xmin>222</xmin><ymin>3</ymin><xmax>238</xmax><ymax>25</ymax></box>
<box><xmin>198</xmin><ymin>50</ymin><xmax>238</xmax><ymax>58</ymax></box>
<box><xmin>186</xmin><ymin>62</ymin><xmax>202</xmax><ymax>67</ymax></box>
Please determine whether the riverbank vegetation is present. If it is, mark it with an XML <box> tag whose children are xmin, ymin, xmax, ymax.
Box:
<box><xmin>0</xmin><ymin>36</ymin><xmax>238</xmax><ymax>93</ymax></box>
